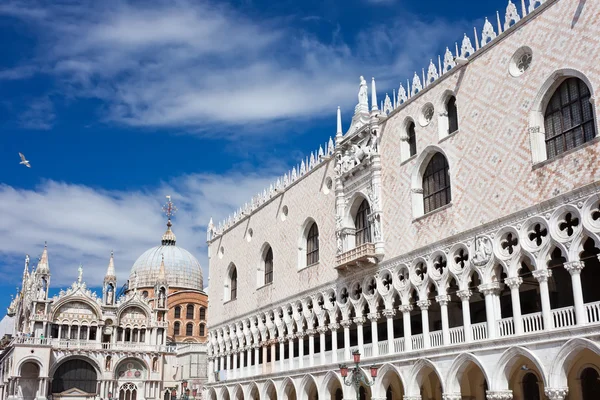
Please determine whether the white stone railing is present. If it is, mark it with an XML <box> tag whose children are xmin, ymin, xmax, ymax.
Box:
<box><xmin>411</xmin><ymin>334</ymin><xmax>424</xmax><ymax>350</ymax></box>
<box><xmin>449</xmin><ymin>326</ymin><xmax>464</xmax><ymax>344</ymax></box>
<box><xmin>498</xmin><ymin>317</ymin><xmax>515</xmax><ymax>337</ymax></box>
<box><xmin>471</xmin><ymin>322</ymin><xmax>488</xmax><ymax>341</ymax></box>
<box><xmin>393</xmin><ymin>337</ymin><xmax>405</xmax><ymax>353</ymax></box>
<box><xmin>363</xmin><ymin>343</ymin><xmax>373</xmax><ymax>358</ymax></box>
<box><xmin>14</xmin><ymin>337</ymin><xmax>49</xmax><ymax>345</ymax></box>
<box><xmin>552</xmin><ymin>306</ymin><xmax>576</xmax><ymax>328</ymax></box>
<box><xmin>378</xmin><ymin>341</ymin><xmax>388</xmax><ymax>356</ymax></box>
<box><xmin>523</xmin><ymin>312</ymin><xmax>544</xmax><ymax>333</ymax></box>
<box><xmin>336</xmin><ymin>243</ymin><xmax>377</xmax><ymax>268</ymax></box>
<box><xmin>586</xmin><ymin>301</ymin><xmax>600</xmax><ymax>323</ymax></box>
<box><xmin>430</xmin><ymin>330</ymin><xmax>443</xmax><ymax>348</ymax></box>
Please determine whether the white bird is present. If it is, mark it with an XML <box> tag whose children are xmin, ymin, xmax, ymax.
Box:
<box><xmin>19</xmin><ymin>152</ymin><xmax>31</xmax><ymax>168</ymax></box>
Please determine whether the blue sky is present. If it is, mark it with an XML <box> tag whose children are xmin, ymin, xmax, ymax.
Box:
<box><xmin>0</xmin><ymin>0</ymin><xmax>503</xmax><ymax>313</ymax></box>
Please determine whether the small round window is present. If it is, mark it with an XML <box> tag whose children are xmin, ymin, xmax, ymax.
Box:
<box><xmin>509</xmin><ymin>46</ymin><xmax>533</xmax><ymax>77</ymax></box>
<box><xmin>218</xmin><ymin>246</ymin><xmax>225</xmax><ymax>259</ymax></box>
<box><xmin>280</xmin><ymin>205</ymin><xmax>289</xmax><ymax>221</ymax></box>
<box><xmin>419</xmin><ymin>103</ymin><xmax>434</xmax><ymax>127</ymax></box>
<box><xmin>323</xmin><ymin>177</ymin><xmax>333</xmax><ymax>194</ymax></box>
<box><xmin>246</xmin><ymin>228</ymin><xmax>253</xmax><ymax>242</ymax></box>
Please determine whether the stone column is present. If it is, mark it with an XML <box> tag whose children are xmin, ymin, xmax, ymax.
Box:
<box><xmin>485</xmin><ymin>390</ymin><xmax>513</xmax><ymax>400</ymax></box>
<box><xmin>479</xmin><ymin>283</ymin><xmax>501</xmax><ymax>339</ymax></box>
<box><xmin>232</xmin><ymin>350</ymin><xmax>237</xmax><ymax>379</ymax></box>
<box><xmin>544</xmin><ymin>388</ymin><xmax>569</xmax><ymax>400</ymax></box>
<box><xmin>341</xmin><ymin>320</ymin><xmax>352</xmax><ymax>361</ymax></box>
<box><xmin>505</xmin><ymin>277</ymin><xmax>523</xmax><ymax>335</ymax></box>
<box><xmin>417</xmin><ymin>300</ymin><xmax>431</xmax><ymax>349</ymax></box>
<box><xmin>239</xmin><ymin>349</ymin><xmax>245</xmax><ymax>378</ymax></box>
<box><xmin>254</xmin><ymin>345</ymin><xmax>260</xmax><ymax>375</ymax></box>
<box><xmin>298</xmin><ymin>332</ymin><xmax>305</xmax><ymax>368</ymax></box>
<box><xmin>57</xmin><ymin>325</ymin><xmax>62</xmax><ymax>339</ymax></box>
<box><xmin>353</xmin><ymin>316</ymin><xmax>366</xmax><ymax>355</ymax></box>
<box><xmin>565</xmin><ymin>261</ymin><xmax>586</xmax><ymax>325</ymax></box>
<box><xmin>368</xmin><ymin>313</ymin><xmax>379</xmax><ymax>356</ymax></box>
<box><xmin>457</xmin><ymin>290</ymin><xmax>472</xmax><ymax>342</ymax></box>
<box><xmin>317</xmin><ymin>327</ymin><xmax>327</xmax><ymax>365</ymax></box>
<box><xmin>398</xmin><ymin>305</ymin><xmax>413</xmax><ymax>351</ymax></box>
<box><xmin>287</xmin><ymin>335</ymin><xmax>295</xmax><ymax>370</ymax></box>
<box><xmin>270</xmin><ymin>342</ymin><xmax>276</xmax><ymax>372</ymax></box>
<box><xmin>435</xmin><ymin>295</ymin><xmax>450</xmax><ymax>345</ymax></box>
<box><xmin>330</xmin><ymin>323</ymin><xmax>339</xmax><ymax>363</ymax></box>
<box><xmin>307</xmin><ymin>330</ymin><xmax>315</xmax><ymax>367</ymax></box>
<box><xmin>278</xmin><ymin>337</ymin><xmax>285</xmax><ymax>371</ymax></box>
<box><xmin>533</xmin><ymin>269</ymin><xmax>553</xmax><ymax>330</ymax></box>
<box><xmin>207</xmin><ymin>357</ymin><xmax>214</xmax><ymax>383</ymax></box>
<box><xmin>382</xmin><ymin>309</ymin><xmax>395</xmax><ymax>354</ymax></box>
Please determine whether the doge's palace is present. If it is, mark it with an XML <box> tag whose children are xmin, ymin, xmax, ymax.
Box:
<box><xmin>0</xmin><ymin>198</ymin><xmax>209</xmax><ymax>400</ymax></box>
<box><xmin>205</xmin><ymin>1</ymin><xmax>600</xmax><ymax>399</ymax></box>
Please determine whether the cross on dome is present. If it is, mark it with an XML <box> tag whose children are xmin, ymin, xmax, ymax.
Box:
<box><xmin>161</xmin><ymin>195</ymin><xmax>177</xmax><ymax>246</ymax></box>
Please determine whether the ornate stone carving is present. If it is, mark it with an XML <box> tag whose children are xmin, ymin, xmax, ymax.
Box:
<box><xmin>505</xmin><ymin>1</ymin><xmax>520</xmax><ymax>30</ymax></box>
<box><xmin>564</xmin><ymin>260</ymin><xmax>584</xmax><ymax>275</ymax></box>
<box><xmin>504</xmin><ymin>277</ymin><xmax>523</xmax><ymax>290</ymax></box>
<box><xmin>457</xmin><ymin>290</ymin><xmax>472</xmax><ymax>301</ymax></box>
<box><xmin>435</xmin><ymin>295</ymin><xmax>450</xmax><ymax>306</ymax></box>
<box><xmin>382</xmin><ymin>309</ymin><xmax>396</xmax><ymax>318</ymax></box>
<box><xmin>472</xmin><ymin>236</ymin><xmax>493</xmax><ymax>266</ymax></box>
<box><xmin>544</xmin><ymin>388</ymin><xmax>568</xmax><ymax>400</ymax></box>
<box><xmin>486</xmin><ymin>391</ymin><xmax>513</xmax><ymax>400</ymax></box>
<box><xmin>532</xmin><ymin>269</ymin><xmax>552</xmax><ymax>283</ymax></box>
<box><xmin>460</xmin><ymin>34</ymin><xmax>475</xmax><ymax>58</ymax></box>
<box><xmin>416</xmin><ymin>300</ymin><xmax>431</xmax><ymax>310</ymax></box>
<box><xmin>398</xmin><ymin>304</ymin><xmax>413</xmax><ymax>313</ymax></box>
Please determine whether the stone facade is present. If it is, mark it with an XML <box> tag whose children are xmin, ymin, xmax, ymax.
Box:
<box><xmin>206</xmin><ymin>1</ymin><xmax>600</xmax><ymax>399</ymax></box>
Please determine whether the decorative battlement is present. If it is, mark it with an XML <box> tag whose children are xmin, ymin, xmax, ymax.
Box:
<box><xmin>207</xmin><ymin>0</ymin><xmax>552</xmax><ymax>243</ymax></box>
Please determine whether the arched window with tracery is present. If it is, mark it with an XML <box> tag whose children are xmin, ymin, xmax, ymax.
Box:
<box><xmin>230</xmin><ymin>268</ymin><xmax>238</xmax><ymax>300</ymax></box>
<box><xmin>174</xmin><ymin>322</ymin><xmax>180</xmax><ymax>336</ymax></box>
<box><xmin>423</xmin><ymin>153</ymin><xmax>451</xmax><ymax>214</ymax></box>
<box><xmin>447</xmin><ymin>96</ymin><xmax>458</xmax><ymax>134</ymax></box>
<box><xmin>306</xmin><ymin>223</ymin><xmax>319</xmax><ymax>266</ymax></box>
<box><xmin>174</xmin><ymin>306</ymin><xmax>181</xmax><ymax>319</ymax></box>
<box><xmin>407</xmin><ymin>121</ymin><xmax>417</xmax><ymax>157</ymax></box>
<box><xmin>186</xmin><ymin>305</ymin><xmax>194</xmax><ymax>319</ymax></box>
<box><xmin>544</xmin><ymin>77</ymin><xmax>595</xmax><ymax>158</ymax></box>
<box><xmin>264</xmin><ymin>247</ymin><xmax>274</xmax><ymax>284</ymax></box>
<box><xmin>186</xmin><ymin>323</ymin><xmax>193</xmax><ymax>336</ymax></box>
<box><xmin>355</xmin><ymin>200</ymin><xmax>372</xmax><ymax>246</ymax></box>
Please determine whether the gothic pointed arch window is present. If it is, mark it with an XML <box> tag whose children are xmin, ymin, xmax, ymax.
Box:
<box><xmin>186</xmin><ymin>305</ymin><xmax>194</xmax><ymax>319</ymax></box>
<box><xmin>423</xmin><ymin>153</ymin><xmax>451</xmax><ymax>214</ymax></box>
<box><xmin>581</xmin><ymin>367</ymin><xmax>600</xmax><ymax>400</ymax></box>
<box><xmin>174</xmin><ymin>306</ymin><xmax>181</xmax><ymax>319</ymax></box>
<box><xmin>306</xmin><ymin>223</ymin><xmax>319</xmax><ymax>266</ymax></box>
<box><xmin>186</xmin><ymin>323</ymin><xmax>193</xmax><ymax>336</ymax></box>
<box><xmin>407</xmin><ymin>121</ymin><xmax>417</xmax><ymax>157</ymax></box>
<box><xmin>447</xmin><ymin>96</ymin><xmax>458</xmax><ymax>134</ymax></box>
<box><xmin>230</xmin><ymin>268</ymin><xmax>237</xmax><ymax>300</ymax></box>
<box><xmin>522</xmin><ymin>372</ymin><xmax>540</xmax><ymax>400</ymax></box>
<box><xmin>264</xmin><ymin>247</ymin><xmax>274</xmax><ymax>284</ymax></box>
<box><xmin>355</xmin><ymin>199</ymin><xmax>372</xmax><ymax>246</ymax></box>
<box><xmin>544</xmin><ymin>77</ymin><xmax>595</xmax><ymax>158</ymax></box>
<box><xmin>174</xmin><ymin>322</ymin><xmax>180</xmax><ymax>336</ymax></box>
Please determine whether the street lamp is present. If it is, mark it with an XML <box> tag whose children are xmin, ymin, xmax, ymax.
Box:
<box><xmin>339</xmin><ymin>351</ymin><xmax>378</xmax><ymax>400</ymax></box>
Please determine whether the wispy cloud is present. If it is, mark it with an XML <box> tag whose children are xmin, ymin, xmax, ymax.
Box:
<box><xmin>0</xmin><ymin>0</ymin><xmax>470</xmax><ymax>133</ymax></box>
<box><xmin>18</xmin><ymin>96</ymin><xmax>55</xmax><ymax>130</ymax></box>
<box><xmin>0</xmin><ymin>171</ymin><xmax>278</xmax><ymax>289</ymax></box>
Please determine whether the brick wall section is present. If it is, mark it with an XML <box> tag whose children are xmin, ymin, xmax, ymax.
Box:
<box><xmin>207</xmin><ymin>0</ymin><xmax>600</xmax><ymax>328</ymax></box>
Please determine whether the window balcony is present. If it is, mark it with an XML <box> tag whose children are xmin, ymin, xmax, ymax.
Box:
<box><xmin>336</xmin><ymin>243</ymin><xmax>378</xmax><ymax>269</ymax></box>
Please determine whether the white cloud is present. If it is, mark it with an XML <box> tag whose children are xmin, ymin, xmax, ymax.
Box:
<box><xmin>18</xmin><ymin>96</ymin><xmax>55</xmax><ymax>130</ymax></box>
<box><xmin>0</xmin><ymin>171</ymin><xmax>277</xmax><ymax>290</ymax></box>
<box><xmin>0</xmin><ymin>0</ymin><xmax>471</xmax><ymax>132</ymax></box>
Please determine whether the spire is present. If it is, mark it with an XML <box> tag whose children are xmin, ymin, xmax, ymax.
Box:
<box><xmin>336</xmin><ymin>106</ymin><xmax>343</xmax><ymax>139</ymax></box>
<box><xmin>105</xmin><ymin>250</ymin><xmax>116</xmax><ymax>280</ymax></box>
<box><xmin>207</xmin><ymin>217</ymin><xmax>214</xmax><ymax>242</ymax></box>
<box><xmin>36</xmin><ymin>242</ymin><xmax>49</xmax><ymax>274</ymax></box>
<box><xmin>158</xmin><ymin>254</ymin><xmax>166</xmax><ymax>282</ymax></box>
<box><xmin>371</xmin><ymin>77</ymin><xmax>378</xmax><ymax>112</ymax></box>
<box><xmin>161</xmin><ymin>195</ymin><xmax>178</xmax><ymax>246</ymax></box>
<box><xmin>23</xmin><ymin>254</ymin><xmax>29</xmax><ymax>278</ymax></box>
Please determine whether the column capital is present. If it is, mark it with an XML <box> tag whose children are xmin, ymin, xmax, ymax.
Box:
<box><xmin>442</xmin><ymin>394</ymin><xmax>461</xmax><ymax>400</ymax></box>
<box><xmin>417</xmin><ymin>300</ymin><xmax>431</xmax><ymax>310</ymax></box>
<box><xmin>277</xmin><ymin>336</ymin><xmax>286</xmax><ymax>343</ymax></box>
<box><xmin>504</xmin><ymin>277</ymin><xmax>523</xmax><ymax>289</ymax></box>
<box><xmin>353</xmin><ymin>316</ymin><xmax>366</xmax><ymax>326</ymax></box>
<box><xmin>564</xmin><ymin>260</ymin><xmax>584</xmax><ymax>275</ymax></box>
<box><xmin>435</xmin><ymin>294</ymin><xmax>450</xmax><ymax>306</ymax></box>
<box><xmin>329</xmin><ymin>322</ymin><xmax>341</xmax><ymax>331</ymax></box>
<box><xmin>532</xmin><ymin>268</ymin><xmax>552</xmax><ymax>282</ymax></box>
<box><xmin>478</xmin><ymin>282</ymin><xmax>501</xmax><ymax>296</ymax></box>
<box><xmin>457</xmin><ymin>289</ymin><xmax>472</xmax><ymax>300</ymax></box>
<box><xmin>398</xmin><ymin>304</ymin><xmax>413</xmax><ymax>313</ymax></box>
<box><xmin>403</xmin><ymin>396</ymin><xmax>422</xmax><ymax>400</ymax></box>
<box><xmin>340</xmin><ymin>319</ymin><xmax>353</xmax><ymax>328</ymax></box>
<box><xmin>286</xmin><ymin>334</ymin><xmax>295</xmax><ymax>341</ymax></box>
<box><xmin>296</xmin><ymin>332</ymin><xmax>306</xmax><ymax>339</ymax></box>
<box><xmin>367</xmin><ymin>312</ymin><xmax>380</xmax><ymax>321</ymax></box>
<box><xmin>544</xmin><ymin>387</ymin><xmax>568</xmax><ymax>400</ymax></box>
<box><xmin>382</xmin><ymin>308</ymin><xmax>396</xmax><ymax>318</ymax></box>
<box><xmin>485</xmin><ymin>390</ymin><xmax>513</xmax><ymax>400</ymax></box>
<box><xmin>305</xmin><ymin>329</ymin><xmax>316</xmax><ymax>337</ymax></box>
<box><xmin>316</xmin><ymin>326</ymin><xmax>328</xmax><ymax>334</ymax></box>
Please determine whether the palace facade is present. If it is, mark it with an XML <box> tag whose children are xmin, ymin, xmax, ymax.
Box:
<box><xmin>205</xmin><ymin>0</ymin><xmax>600</xmax><ymax>399</ymax></box>
<box><xmin>0</xmin><ymin>210</ymin><xmax>209</xmax><ymax>400</ymax></box>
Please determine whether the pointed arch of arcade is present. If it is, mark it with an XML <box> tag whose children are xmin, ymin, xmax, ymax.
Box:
<box><xmin>549</xmin><ymin>337</ymin><xmax>600</xmax><ymax>388</ymax></box>
<box><xmin>406</xmin><ymin>358</ymin><xmax>445</xmax><ymax>397</ymax></box>
<box><xmin>445</xmin><ymin>352</ymin><xmax>490</xmax><ymax>394</ymax></box>
<box><xmin>372</xmin><ymin>363</ymin><xmax>405</xmax><ymax>399</ymax></box>
<box><xmin>247</xmin><ymin>382</ymin><xmax>260</xmax><ymax>400</ymax></box>
<box><xmin>220</xmin><ymin>386</ymin><xmax>231</xmax><ymax>400</ymax></box>
<box><xmin>206</xmin><ymin>387</ymin><xmax>217</xmax><ymax>400</ymax></box>
<box><xmin>261</xmin><ymin>379</ymin><xmax>278</xmax><ymax>400</ymax></box>
<box><xmin>280</xmin><ymin>377</ymin><xmax>297</xmax><ymax>400</ymax></box>
<box><xmin>319</xmin><ymin>371</ymin><xmax>344</xmax><ymax>400</ymax></box>
<box><xmin>298</xmin><ymin>374</ymin><xmax>318</xmax><ymax>400</ymax></box>
<box><xmin>232</xmin><ymin>384</ymin><xmax>244</xmax><ymax>400</ymax></box>
<box><xmin>491</xmin><ymin>346</ymin><xmax>548</xmax><ymax>391</ymax></box>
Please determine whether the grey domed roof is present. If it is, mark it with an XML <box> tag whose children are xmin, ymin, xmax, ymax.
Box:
<box><xmin>129</xmin><ymin>221</ymin><xmax>203</xmax><ymax>290</ymax></box>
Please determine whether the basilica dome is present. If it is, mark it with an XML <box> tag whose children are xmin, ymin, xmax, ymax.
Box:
<box><xmin>129</xmin><ymin>220</ymin><xmax>204</xmax><ymax>291</ymax></box>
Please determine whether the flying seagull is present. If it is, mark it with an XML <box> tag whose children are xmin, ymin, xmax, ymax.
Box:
<box><xmin>19</xmin><ymin>152</ymin><xmax>31</xmax><ymax>168</ymax></box>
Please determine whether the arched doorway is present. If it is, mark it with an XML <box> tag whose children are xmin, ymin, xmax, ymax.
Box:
<box><xmin>377</xmin><ymin>367</ymin><xmax>404</xmax><ymax>400</ymax></box>
<box><xmin>52</xmin><ymin>358</ymin><xmax>98</xmax><ymax>398</ymax></box>
<box><xmin>281</xmin><ymin>379</ymin><xmax>297</xmax><ymax>400</ymax></box>
<box><xmin>19</xmin><ymin>362</ymin><xmax>40</xmax><ymax>400</ymax></box>
<box><xmin>416</xmin><ymin>364</ymin><xmax>442</xmax><ymax>400</ymax></box>
<box><xmin>300</xmin><ymin>376</ymin><xmax>317</xmax><ymax>400</ymax></box>
<box><xmin>505</xmin><ymin>355</ymin><xmax>545</xmax><ymax>399</ymax></box>
<box><xmin>458</xmin><ymin>361</ymin><xmax>488</xmax><ymax>400</ymax></box>
<box><xmin>264</xmin><ymin>381</ymin><xmax>277</xmax><ymax>400</ymax></box>
<box><xmin>581</xmin><ymin>367</ymin><xmax>600</xmax><ymax>400</ymax></box>
<box><xmin>563</xmin><ymin>347</ymin><xmax>600</xmax><ymax>399</ymax></box>
<box><xmin>119</xmin><ymin>383</ymin><xmax>137</xmax><ymax>400</ymax></box>
<box><xmin>249</xmin><ymin>383</ymin><xmax>260</xmax><ymax>400</ymax></box>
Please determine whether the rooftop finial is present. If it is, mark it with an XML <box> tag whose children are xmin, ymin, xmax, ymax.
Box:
<box><xmin>371</xmin><ymin>77</ymin><xmax>378</xmax><ymax>112</ymax></box>
<box><xmin>105</xmin><ymin>250</ymin><xmax>116</xmax><ymax>280</ymax></box>
<box><xmin>336</xmin><ymin>106</ymin><xmax>342</xmax><ymax>138</ymax></box>
<box><xmin>161</xmin><ymin>195</ymin><xmax>177</xmax><ymax>246</ymax></box>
